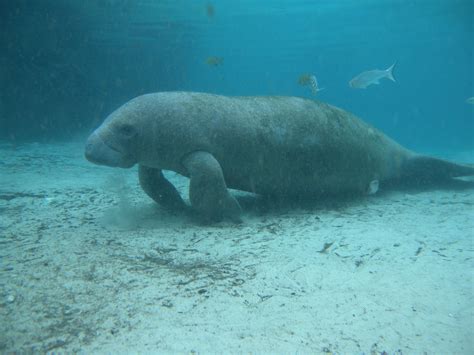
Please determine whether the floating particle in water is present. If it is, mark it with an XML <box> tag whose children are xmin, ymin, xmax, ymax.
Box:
<box><xmin>206</xmin><ymin>3</ymin><xmax>215</xmax><ymax>18</ymax></box>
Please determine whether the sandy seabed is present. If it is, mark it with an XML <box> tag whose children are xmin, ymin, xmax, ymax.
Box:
<box><xmin>0</xmin><ymin>140</ymin><xmax>473</xmax><ymax>354</ymax></box>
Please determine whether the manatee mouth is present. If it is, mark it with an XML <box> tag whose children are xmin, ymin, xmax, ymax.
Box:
<box><xmin>85</xmin><ymin>131</ymin><xmax>135</xmax><ymax>168</ymax></box>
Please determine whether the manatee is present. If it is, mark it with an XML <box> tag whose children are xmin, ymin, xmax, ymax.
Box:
<box><xmin>85</xmin><ymin>91</ymin><xmax>474</xmax><ymax>222</ymax></box>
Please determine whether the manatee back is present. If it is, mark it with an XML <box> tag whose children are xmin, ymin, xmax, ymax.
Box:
<box><xmin>136</xmin><ymin>92</ymin><xmax>412</xmax><ymax>197</ymax></box>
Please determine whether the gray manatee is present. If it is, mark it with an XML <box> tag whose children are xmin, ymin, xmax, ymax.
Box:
<box><xmin>85</xmin><ymin>91</ymin><xmax>474</xmax><ymax>222</ymax></box>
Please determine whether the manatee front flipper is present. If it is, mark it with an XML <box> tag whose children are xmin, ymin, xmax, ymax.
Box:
<box><xmin>182</xmin><ymin>151</ymin><xmax>242</xmax><ymax>223</ymax></box>
<box><xmin>138</xmin><ymin>165</ymin><xmax>187</xmax><ymax>211</ymax></box>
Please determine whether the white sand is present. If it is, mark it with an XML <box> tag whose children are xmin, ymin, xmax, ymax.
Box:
<box><xmin>0</xmin><ymin>141</ymin><xmax>473</xmax><ymax>353</ymax></box>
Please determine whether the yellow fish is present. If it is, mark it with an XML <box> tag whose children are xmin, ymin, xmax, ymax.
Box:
<box><xmin>298</xmin><ymin>73</ymin><xmax>313</xmax><ymax>86</ymax></box>
<box><xmin>298</xmin><ymin>73</ymin><xmax>324</xmax><ymax>95</ymax></box>
<box><xmin>205</xmin><ymin>56</ymin><xmax>223</xmax><ymax>67</ymax></box>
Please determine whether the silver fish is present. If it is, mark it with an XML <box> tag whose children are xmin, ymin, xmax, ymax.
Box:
<box><xmin>349</xmin><ymin>63</ymin><xmax>396</xmax><ymax>89</ymax></box>
<box><xmin>466</xmin><ymin>97</ymin><xmax>474</xmax><ymax>104</ymax></box>
<box><xmin>309</xmin><ymin>75</ymin><xmax>324</xmax><ymax>95</ymax></box>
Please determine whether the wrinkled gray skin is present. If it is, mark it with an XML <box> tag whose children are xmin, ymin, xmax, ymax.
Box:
<box><xmin>85</xmin><ymin>92</ymin><xmax>474</xmax><ymax>222</ymax></box>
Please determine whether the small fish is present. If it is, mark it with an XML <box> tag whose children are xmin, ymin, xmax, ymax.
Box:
<box><xmin>466</xmin><ymin>97</ymin><xmax>474</xmax><ymax>104</ymax></box>
<box><xmin>309</xmin><ymin>75</ymin><xmax>324</xmax><ymax>95</ymax></box>
<box><xmin>298</xmin><ymin>73</ymin><xmax>324</xmax><ymax>95</ymax></box>
<box><xmin>367</xmin><ymin>180</ymin><xmax>379</xmax><ymax>195</ymax></box>
<box><xmin>298</xmin><ymin>73</ymin><xmax>313</xmax><ymax>86</ymax></box>
<box><xmin>206</xmin><ymin>3</ymin><xmax>215</xmax><ymax>18</ymax></box>
<box><xmin>205</xmin><ymin>56</ymin><xmax>223</xmax><ymax>67</ymax></box>
<box><xmin>349</xmin><ymin>63</ymin><xmax>396</xmax><ymax>89</ymax></box>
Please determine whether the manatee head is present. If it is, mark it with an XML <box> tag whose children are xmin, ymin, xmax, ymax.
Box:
<box><xmin>85</xmin><ymin>99</ymin><xmax>146</xmax><ymax>168</ymax></box>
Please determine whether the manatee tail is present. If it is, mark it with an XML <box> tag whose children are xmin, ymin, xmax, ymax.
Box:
<box><xmin>399</xmin><ymin>155</ymin><xmax>474</xmax><ymax>184</ymax></box>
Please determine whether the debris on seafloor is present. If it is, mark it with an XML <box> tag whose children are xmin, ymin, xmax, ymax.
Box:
<box><xmin>317</xmin><ymin>241</ymin><xmax>334</xmax><ymax>254</ymax></box>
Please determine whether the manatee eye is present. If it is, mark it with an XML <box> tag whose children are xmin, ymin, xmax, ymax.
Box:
<box><xmin>119</xmin><ymin>124</ymin><xmax>136</xmax><ymax>137</ymax></box>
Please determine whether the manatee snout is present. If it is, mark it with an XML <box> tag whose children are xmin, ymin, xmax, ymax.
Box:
<box><xmin>85</xmin><ymin>130</ymin><xmax>135</xmax><ymax>168</ymax></box>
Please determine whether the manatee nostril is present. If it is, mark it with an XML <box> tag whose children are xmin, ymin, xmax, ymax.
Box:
<box><xmin>84</xmin><ymin>130</ymin><xmax>134</xmax><ymax>167</ymax></box>
<box><xmin>84</xmin><ymin>131</ymin><xmax>101</xmax><ymax>162</ymax></box>
<box><xmin>84</xmin><ymin>140</ymin><xmax>96</xmax><ymax>161</ymax></box>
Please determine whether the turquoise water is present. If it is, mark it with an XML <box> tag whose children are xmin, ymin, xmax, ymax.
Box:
<box><xmin>1</xmin><ymin>0</ymin><xmax>472</xmax><ymax>151</ymax></box>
